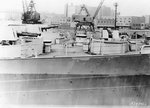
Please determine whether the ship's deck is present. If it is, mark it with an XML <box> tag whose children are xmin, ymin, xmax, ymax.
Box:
<box><xmin>37</xmin><ymin>44</ymin><xmax>140</xmax><ymax>58</ymax></box>
<box><xmin>36</xmin><ymin>29</ymin><xmax>143</xmax><ymax>58</ymax></box>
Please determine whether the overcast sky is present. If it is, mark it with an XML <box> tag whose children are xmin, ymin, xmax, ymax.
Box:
<box><xmin>0</xmin><ymin>0</ymin><xmax>150</xmax><ymax>16</ymax></box>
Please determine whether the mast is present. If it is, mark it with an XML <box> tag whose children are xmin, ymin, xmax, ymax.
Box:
<box><xmin>114</xmin><ymin>3</ymin><xmax>118</xmax><ymax>30</ymax></box>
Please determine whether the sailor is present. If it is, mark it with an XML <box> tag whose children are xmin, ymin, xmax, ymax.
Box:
<box><xmin>121</xmin><ymin>35</ymin><xmax>131</xmax><ymax>51</ymax></box>
<box><xmin>127</xmin><ymin>37</ymin><xmax>132</xmax><ymax>51</ymax></box>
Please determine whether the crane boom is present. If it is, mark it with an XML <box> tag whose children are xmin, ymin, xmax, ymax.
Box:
<box><xmin>93</xmin><ymin>0</ymin><xmax>105</xmax><ymax>20</ymax></box>
<box><xmin>22</xmin><ymin>0</ymin><xmax>26</xmax><ymax>13</ymax></box>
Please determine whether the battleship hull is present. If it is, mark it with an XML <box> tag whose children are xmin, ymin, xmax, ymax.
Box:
<box><xmin>0</xmin><ymin>54</ymin><xmax>150</xmax><ymax>75</ymax></box>
<box><xmin>0</xmin><ymin>54</ymin><xmax>150</xmax><ymax>105</ymax></box>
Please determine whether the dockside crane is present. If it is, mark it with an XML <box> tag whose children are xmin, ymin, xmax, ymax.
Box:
<box><xmin>72</xmin><ymin>0</ymin><xmax>105</xmax><ymax>31</ymax></box>
<box><xmin>21</xmin><ymin>0</ymin><xmax>41</xmax><ymax>24</ymax></box>
<box><xmin>78</xmin><ymin>4</ymin><xmax>91</xmax><ymax>18</ymax></box>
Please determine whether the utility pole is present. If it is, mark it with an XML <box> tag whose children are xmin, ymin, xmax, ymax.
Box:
<box><xmin>114</xmin><ymin>2</ymin><xmax>118</xmax><ymax>30</ymax></box>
